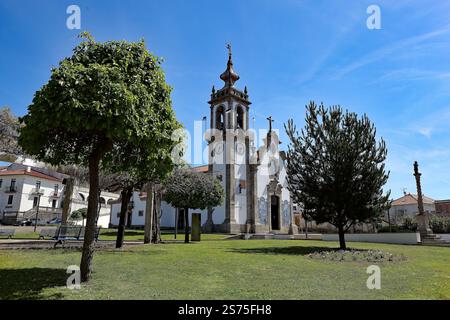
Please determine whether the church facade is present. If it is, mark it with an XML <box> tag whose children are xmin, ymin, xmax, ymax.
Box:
<box><xmin>110</xmin><ymin>49</ymin><xmax>295</xmax><ymax>234</ymax></box>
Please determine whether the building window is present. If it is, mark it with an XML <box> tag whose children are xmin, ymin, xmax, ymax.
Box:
<box><xmin>237</xmin><ymin>106</ymin><xmax>244</xmax><ymax>129</ymax></box>
<box><xmin>138</xmin><ymin>210</ymin><xmax>144</xmax><ymax>217</ymax></box>
<box><xmin>7</xmin><ymin>195</ymin><xmax>13</xmax><ymax>205</ymax></box>
<box><xmin>33</xmin><ymin>197</ymin><xmax>38</xmax><ymax>207</ymax></box>
<box><xmin>215</xmin><ymin>106</ymin><xmax>225</xmax><ymax>130</ymax></box>
<box><xmin>54</xmin><ymin>184</ymin><xmax>58</xmax><ymax>194</ymax></box>
<box><xmin>36</xmin><ymin>181</ymin><xmax>41</xmax><ymax>190</ymax></box>
<box><xmin>52</xmin><ymin>199</ymin><xmax>57</xmax><ymax>208</ymax></box>
<box><xmin>0</xmin><ymin>179</ymin><xmax>2</xmax><ymax>188</ymax></box>
<box><xmin>10</xmin><ymin>179</ymin><xmax>16</xmax><ymax>191</ymax></box>
<box><xmin>117</xmin><ymin>212</ymin><xmax>120</xmax><ymax>218</ymax></box>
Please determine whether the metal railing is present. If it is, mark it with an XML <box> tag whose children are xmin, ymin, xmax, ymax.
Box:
<box><xmin>30</xmin><ymin>187</ymin><xmax>44</xmax><ymax>195</ymax></box>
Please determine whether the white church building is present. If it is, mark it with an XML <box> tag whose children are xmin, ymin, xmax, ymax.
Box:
<box><xmin>110</xmin><ymin>49</ymin><xmax>295</xmax><ymax>234</ymax></box>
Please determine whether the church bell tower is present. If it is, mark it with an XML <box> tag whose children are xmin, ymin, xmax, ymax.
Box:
<box><xmin>206</xmin><ymin>45</ymin><xmax>256</xmax><ymax>233</ymax></box>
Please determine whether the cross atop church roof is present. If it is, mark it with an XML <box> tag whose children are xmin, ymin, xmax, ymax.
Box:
<box><xmin>220</xmin><ymin>43</ymin><xmax>240</xmax><ymax>88</ymax></box>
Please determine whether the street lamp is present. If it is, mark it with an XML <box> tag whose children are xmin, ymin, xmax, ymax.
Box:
<box><xmin>33</xmin><ymin>189</ymin><xmax>44</xmax><ymax>232</ymax></box>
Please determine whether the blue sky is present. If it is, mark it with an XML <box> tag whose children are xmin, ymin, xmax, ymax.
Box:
<box><xmin>1</xmin><ymin>0</ymin><xmax>450</xmax><ymax>200</ymax></box>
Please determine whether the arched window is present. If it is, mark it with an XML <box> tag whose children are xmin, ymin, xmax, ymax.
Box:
<box><xmin>78</xmin><ymin>193</ymin><xmax>85</xmax><ymax>202</ymax></box>
<box><xmin>215</xmin><ymin>106</ymin><xmax>225</xmax><ymax>130</ymax></box>
<box><xmin>99</xmin><ymin>197</ymin><xmax>106</xmax><ymax>205</ymax></box>
<box><xmin>236</xmin><ymin>106</ymin><xmax>244</xmax><ymax>129</ymax></box>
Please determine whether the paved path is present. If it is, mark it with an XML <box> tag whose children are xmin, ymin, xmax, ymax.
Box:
<box><xmin>437</xmin><ymin>234</ymin><xmax>450</xmax><ymax>242</ymax></box>
<box><xmin>0</xmin><ymin>239</ymin><xmax>143</xmax><ymax>250</ymax></box>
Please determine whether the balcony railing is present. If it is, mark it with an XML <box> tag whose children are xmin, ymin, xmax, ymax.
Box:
<box><xmin>30</xmin><ymin>187</ymin><xmax>44</xmax><ymax>195</ymax></box>
<box><xmin>49</xmin><ymin>191</ymin><xmax>59</xmax><ymax>197</ymax></box>
<box><xmin>4</xmin><ymin>186</ymin><xmax>17</xmax><ymax>193</ymax></box>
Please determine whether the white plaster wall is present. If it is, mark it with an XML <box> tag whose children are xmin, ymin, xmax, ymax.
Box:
<box><xmin>0</xmin><ymin>175</ymin><xmax>63</xmax><ymax>214</ymax></box>
<box><xmin>70</xmin><ymin>186</ymin><xmax>119</xmax><ymax>228</ymax></box>
<box><xmin>322</xmin><ymin>232</ymin><xmax>421</xmax><ymax>244</ymax></box>
<box><xmin>19</xmin><ymin>176</ymin><xmax>63</xmax><ymax>212</ymax></box>
<box><xmin>0</xmin><ymin>175</ymin><xmax>24</xmax><ymax>213</ymax></box>
<box><xmin>389</xmin><ymin>203</ymin><xmax>436</xmax><ymax>221</ymax></box>
<box><xmin>109</xmin><ymin>192</ymin><xmax>209</xmax><ymax>229</ymax></box>
<box><xmin>211</xmin><ymin>164</ymin><xmax>226</xmax><ymax>224</ymax></box>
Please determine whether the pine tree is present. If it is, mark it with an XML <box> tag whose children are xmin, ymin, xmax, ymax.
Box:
<box><xmin>285</xmin><ymin>101</ymin><xmax>390</xmax><ymax>249</ymax></box>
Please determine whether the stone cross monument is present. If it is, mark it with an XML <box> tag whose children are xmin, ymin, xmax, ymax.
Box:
<box><xmin>413</xmin><ymin>161</ymin><xmax>433</xmax><ymax>236</ymax></box>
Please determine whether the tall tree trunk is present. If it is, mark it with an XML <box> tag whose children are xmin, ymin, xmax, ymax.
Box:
<box><xmin>95</xmin><ymin>189</ymin><xmax>102</xmax><ymax>226</ymax></box>
<box><xmin>338</xmin><ymin>224</ymin><xmax>346</xmax><ymax>250</ymax></box>
<box><xmin>61</xmin><ymin>177</ymin><xmax>74</xmax><ymax>224</ymax></box>
<box><xmin>152</xmin><ymin>187</ymin><xmax>162</xmax><ymax>243</ymax></box>
<box><xmin>80</xmin><ymin>154</ymin><xmax>101</xmax><ymax>282</ymax></box>
<box><xmin>126</xmin><ymin>209</ymin><xmax>132</xmax><ymax>228</ymax></box>
<box><xmin>116</xmin><ymin>187</ymin><xmax>133</xmax><ymax>249</ymax></box>
<box><xmin>144</xmin><ymin>183</ymin><xmax>154</xmax><ymax>244</ymax></box>
<box><xmin>304</xmin><ymin>216</ymin><xmax>308</xmax><ymax>239</ymax></box>
<box><xmin>184</xmin><ymin>207</ymin><xmax>190</xmax><ymax>243</ymax></box>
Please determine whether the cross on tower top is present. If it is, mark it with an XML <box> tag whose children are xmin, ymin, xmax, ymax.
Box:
<box><xmin>226</xmin><ymin>43</ymin><xmax>232</xmax><ymax>59</ymax></box>
<box><xmin>267</xmin><ymin>116</ymin><xmax>274</xmax><ymax>132</ymax></box>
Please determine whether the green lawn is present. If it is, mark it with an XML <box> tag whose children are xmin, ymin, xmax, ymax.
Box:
<box><xmin>10</xmin><ymin>228</ymin><xmax>229</xmax><ymax>241</ymax></box>
<box><xmin>0</xmin><ymin>239</ymin><xmax>449</xmax><ymax>300</ymax></box>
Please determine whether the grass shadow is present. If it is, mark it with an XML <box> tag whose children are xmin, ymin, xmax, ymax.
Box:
<box><xmin>0</xmin><ymin>268</ymin><xmax>67</xmax><ymax>300</ymax></box>
<box><xmin>101</xmin><ymin>230</ymin><xmax>143</xmax><ymax>237</ymax></box>
<box><xmin>230</xmin><ymin>246</ymin><xmax>368</xmax><ymax>256</ymax></box>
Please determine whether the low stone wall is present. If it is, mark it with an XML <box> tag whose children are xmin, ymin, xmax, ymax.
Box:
<box><xmin>322</xmin><ymin>232</ymin><xmax>421</xmax><ymax>245</ymax></box>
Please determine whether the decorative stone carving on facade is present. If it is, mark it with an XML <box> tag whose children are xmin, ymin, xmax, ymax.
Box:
<box><xmin>258</xmin><ymin>196</ymin><xmax>267</xmax><ymax>224</ymax></box>
<box><xmin>267</xmin><ymin>179</ymin><xmax>282</xmax><ymax>195</ymax></box>
<box><xmin>282</xmin><ymin>200</ymin><xmax>290</xmax><ymax>227</ymax></box>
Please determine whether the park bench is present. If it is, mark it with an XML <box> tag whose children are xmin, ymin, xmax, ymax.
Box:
<box><xmin>39</xmin><ymin>228</ymin><xmax>58</xmax><ymax>240</ymax></box>
<box><xmin>51</xmin><ymin>225</ymin><xmax>101</xmax><ymax>248</ymax></box>
<box><xmin>0</xmin><ymin>229</ymin><xmax>15</xmax><ymax>239</ymax></box>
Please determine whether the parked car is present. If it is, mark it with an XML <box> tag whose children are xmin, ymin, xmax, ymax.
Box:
<box><xmin>17</xmin><ymin>219</ymin><xmax>32</xmax><ymax>226</ymax></box>
<box><xmin>47</xmin><ymin>218</ymin><xmax>62</xmax><ymax>225</ymax></box>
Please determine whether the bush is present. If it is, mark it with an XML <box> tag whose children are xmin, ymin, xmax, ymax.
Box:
<box><xmin>429</xmin><ymin>215</ymin><xmax>450</xmax><ymax>233</ymax></box>
<box><xmin>377</xmin><ymin>225</ymin><xmax>415</xmax><ymax>233</ymax></box>
<box><xmin>403</xmin><ymin>216</ymin><xmax>418</xmax><ymax>232</ymax></box>
<box><xmin>308</xmin><ymin>249</ymin><xmax>407</xmax><ymax>263</ymax></box>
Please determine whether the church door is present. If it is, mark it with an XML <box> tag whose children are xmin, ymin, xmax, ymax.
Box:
<box><xmin>271</xmin><ymin>195</ymin><xmax>280</xmax><ymax>230</ymax></box>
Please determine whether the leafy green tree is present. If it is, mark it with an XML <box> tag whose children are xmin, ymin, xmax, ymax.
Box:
<box><xmin>0</xmin><ymin>107</ymin><xmax>21</xmax><ymax>161</ymax></box>
<box><xmin>19</xmin><ymin>33</ymin><xmax>179</xmax><ymax>281</ymax></box>
<box><xmin>70</xmin><ymin>208</ymin><xmax>88</xmax><ymax>226</ymax></box>
<box><xmin>163</xmin><ymin>169</ymin><xmax>224</xmax><ymax>243</ymax></box>
<box><xmin>104</xmin><ymin>132</ymin><xmax>181</xmax><ymax>248</ymax></box>
<box><xmin>285</xmin><ymin>101</ymin><xmax>390</xmax><ymax>250</ymax></box>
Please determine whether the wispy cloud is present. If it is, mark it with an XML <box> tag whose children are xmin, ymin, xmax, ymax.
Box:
<box><xmin>418</xmin><ymin>127</ymin><xmax>432</xmax><ymax>138</ymax></box>
<box><xmin>333</xmin><ymin>25</ymin><xmax>450</xmax><ymax>79</ymax></box>
<box><xmin>378</xmin><ymin>68</ymin><xmax>450</xmax><ymax>82</ymax></box>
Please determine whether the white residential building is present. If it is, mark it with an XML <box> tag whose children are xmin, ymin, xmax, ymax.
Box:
<box><xmin>0</xmin><ymin>165</ymin><xmax>119</xmax><ymax>228</ymax></box>
<box><xmin>388</xmin><ymin>193</ymin><xmax>436</xmax><ymax>224</ymax></box>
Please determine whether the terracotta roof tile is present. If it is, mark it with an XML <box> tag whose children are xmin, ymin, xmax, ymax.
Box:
<box><xmin>0</xmin><ymin>169</ymin><xmax>62</xmax><ymax>182</ymax></box>
<box><xmin>391</xmin><ymin>193</ymin><xmax>434</xmax><ymax>206</ymax></box>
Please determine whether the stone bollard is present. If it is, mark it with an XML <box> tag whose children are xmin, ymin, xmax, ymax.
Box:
<box><xmin>191</xmin><ymin>213</ymin><xmax>201</xmax><ymax>241</ymax></box>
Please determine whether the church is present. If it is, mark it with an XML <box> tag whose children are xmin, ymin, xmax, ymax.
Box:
<box><xmin>110</xmin><ymin>48</ymin><xmax>296</xmax><ymax>235</ymax></box>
